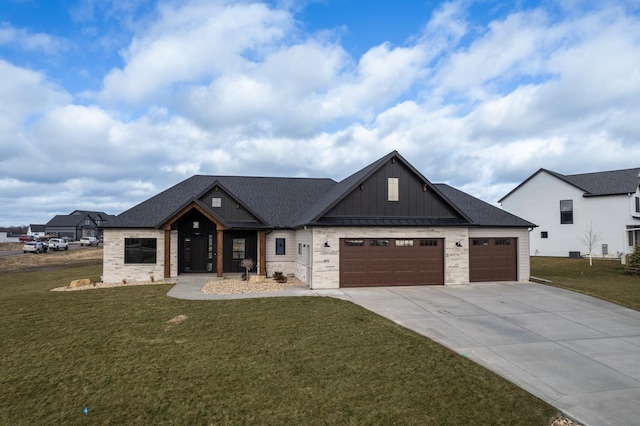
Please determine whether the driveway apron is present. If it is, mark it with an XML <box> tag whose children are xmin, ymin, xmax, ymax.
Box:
<box><xmin>315</xmin><ymin>282</ymin><xmax>640</xmax><ymax>426</ymax></box>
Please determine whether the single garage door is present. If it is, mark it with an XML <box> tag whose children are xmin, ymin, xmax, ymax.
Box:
<box><xmin>469</xmin><ymin>238</ymin><xmax>517</xmax><ymax>282</ymax></box>
<box><xmin>340</xmin><ymin>238</ymin><xmax>444</xmax><ymax>287</ymax></box>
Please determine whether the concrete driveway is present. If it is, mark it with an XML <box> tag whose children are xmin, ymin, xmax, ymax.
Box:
<box><xmin>315</xmin><ymin>282</ymin><xmax>640</xmax><ymax>426</ymax></box>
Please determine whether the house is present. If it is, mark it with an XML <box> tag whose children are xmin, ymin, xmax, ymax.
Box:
<box><xmin>46</xmin><ymin>210</ymin><xmax>115</xmax><ymax>241</ymax></box>
<box><xmin>27</xmin><ymin>224</ymin><xmax>46</xmax><ymax>238</ymax></box>
<box><xmin>499</xmin><ymin>167</ymin><xmax>640</xmax><ymax>258</ymax></box>
<box><xmin>102</xmin><ymin>151</ymin><xmax>535</xmax><ymax>288</ymax></box>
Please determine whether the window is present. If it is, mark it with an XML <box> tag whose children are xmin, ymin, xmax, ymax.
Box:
<box><xmin>232</xmin><ymin>239</ymin><xmax>245</xmax><ymax>260</ymax></box>
<box><xmin>560</xmin><ymin>200</ymin><xmax>573</xmax><ymax>224</ymax></box>
<box><xmin>541</xmin><ymin>231</ymin><xmax>548</xmax><ymax>239</ymax></box>
<box><xmin>395</xmin><ymin>239</ymin><xmax>414</xmax><ymax>247</ymax></box>
<box><xmin>84</xmin><ymin>219</ymin><xmax>91</xmax><ymax>226</ymax></box>
<box><xmin>472</xmin><ymin>239</ymin><xmax>489</xmax><ymax>246</ymax></box>
<box><xmin>124</xmin><ymin>238</ymin><xmax>157</xmax><ymax>264</ymax></box>
<box><xmin>388</xmin><ymin>177</ymin><xmax>399</xmax><ymax>201</ymax></box>
<box><xmin>275</xmin><ymin>238</ymin><xmax>286</xmax><ymax>255</ymax></box>
<box><xmin>495</xmin><ymin>239</ymin><xmax>511</xmax><ymax>245</ymax></box>
<box><xmin>298</xmin><ymin>243</ymin><xmax>302</xmax><ymax>254</ymax></box>
<box><xmin>212</xmin><ymin>198</ymin><xmax>222</xmax><ymax>208</ymax></box>
<box><xmin>344</xmin><ymin>240</ymin><xmax>364</xmax><ymax>246</ymax></box>
<box><xmin>636</xmin><ymin>197</ymin><xmax>639</xmax><ymax>213</ymax></box>
<box><xmin>370</xmin><ymin>239</ymin><xmax>390</xmax><ymax>247</ymax></box>
<box><xmin>419</xmin><ymin>240</ymin><xmax>438</xmax><ymax>246</ymax></box>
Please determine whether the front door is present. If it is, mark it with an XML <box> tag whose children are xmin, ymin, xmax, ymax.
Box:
<box><xmin>184</xmin><ymin>234</ymin><xmax>215</xmax><ymax>273</ymax></box>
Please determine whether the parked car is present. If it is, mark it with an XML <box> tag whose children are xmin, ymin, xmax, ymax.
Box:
<box><xmin>19</xmin><ymin>235</ymin><xmax>36</xmax><ymax>242</ymax></box>
<box><xmin>80</xmin><ymin>236</ymin><xmax>98</xmax><ymax>246</ymax></box>
<box><xmin>23</xmin><ymin>241</ymin><xmax>45</xmax><ymax>253</ymax></box>
<box><xmin>48</xmin><ymin>238</ymin><xmax>69</xmax><ymax>251</ymax></box>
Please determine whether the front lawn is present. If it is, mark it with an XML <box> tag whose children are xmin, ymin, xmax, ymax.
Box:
<box><xmin>531</xmin><ymin>256</ymin><xmax>640</xmax><ymax>311</ymax></box>
<box><xmin>1</xmin><ymin>264</ymin><xmax>557</xmax><ymax>425</ymax></box>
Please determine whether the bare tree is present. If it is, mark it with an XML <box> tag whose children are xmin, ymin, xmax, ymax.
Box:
<box><xmin>578</xmin><ymin>222</ymin><xmax>600</xmax><ymax>266</ymax></box>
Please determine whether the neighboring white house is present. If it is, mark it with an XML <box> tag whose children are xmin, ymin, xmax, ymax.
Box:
<box><xmin>28</xmin><ymin>224</ymin><xmax>46</xmax><ymax>238</ymax></box>
<box><xmin>500</xmin><ymin>167</ymin><xmax>640</xmax><ymax>258</ymax></box>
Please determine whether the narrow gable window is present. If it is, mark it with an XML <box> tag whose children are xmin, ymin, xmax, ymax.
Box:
<box><xmin>212</xmin><ymin>198</ymin><xmax>222</xmax><ymax>208</ymax></box>
<box><xmin>560</xmin><ymin>200</ymin><xmax>573</xmax><ymax>224</ymax></box>
<box><xmin>388</xmin><ymin>177</ymin><xmax>399</xmax><ymax>202</ymax></box>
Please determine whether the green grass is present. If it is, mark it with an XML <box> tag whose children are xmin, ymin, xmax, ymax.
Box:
<box><xmin>1</xmin><ymin>263</ymin><xmax>557</xmax><ymax>425</ymax></box>
<box><xmin>531</xmin><ymin>256</ymin><xmax>640</xmax><ymax>311</ymax></box>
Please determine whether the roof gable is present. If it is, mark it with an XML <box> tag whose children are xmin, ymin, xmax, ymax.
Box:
<box><xmin>293</xmin><ymin>151</ymin><xmax>471</xmax><ymax>226</ymax></box>
<box><xmin>500</xmin><ymin>167</ymin><xmax>640</xmax><ymax>202</ymax></box>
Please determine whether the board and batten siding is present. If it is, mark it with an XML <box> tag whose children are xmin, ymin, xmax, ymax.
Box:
<box><xmin>265</xmin><ymin>230</ymin><xmax>297</xmax><ymax>276</ymax></box>
<box><xmin>468</xmin><ymin>228</ymin><xmax>531</xmax><ymax>282</ymax></box>
<box><xmin>502</xmin><ymin>171</ymin><xmax>637</xmax><ymax>257</ymax></box>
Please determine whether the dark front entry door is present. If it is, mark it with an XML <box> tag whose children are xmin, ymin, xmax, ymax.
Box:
<box><xmin>184</xmin><ymin>235</ymin><xmax>214</xmax><ymax>272</ymax></box>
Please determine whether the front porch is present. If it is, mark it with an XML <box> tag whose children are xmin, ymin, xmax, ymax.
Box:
<box><xmin>162</xmin><ymin>204</ymin><xmax>267</xmax><ymax>279</ymax></box>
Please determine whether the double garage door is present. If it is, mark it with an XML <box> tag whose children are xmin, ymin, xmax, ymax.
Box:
<box><xmin>339</xmin><ymin>237</ymin><xmax>518</xmax><ymax>287</ymax></box>
<box><xmin>340</xmin><ymin>238</ymin><xmax>444</xmax><ymax>287</ymax></box>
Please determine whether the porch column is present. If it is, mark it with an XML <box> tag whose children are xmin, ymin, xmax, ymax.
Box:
<box><xmin>217</xmin><ymin>230</ymin><xmax>224</xmax><ymax>277</ymax></box>
<box><xmin>164</xmin><ymin>228</ymin><xmax>171</xmax><ymax>278</ymax></box>
<box><xmin>259</xmin><ymin>231</ymin><xmax>266</xmax><ymax>276</ymax></box>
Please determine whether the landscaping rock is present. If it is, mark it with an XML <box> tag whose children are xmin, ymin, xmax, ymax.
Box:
<box><xmin>69</xmin><ymin>278</ymin><xmax>91</xmax><ymax>288</ymax></box>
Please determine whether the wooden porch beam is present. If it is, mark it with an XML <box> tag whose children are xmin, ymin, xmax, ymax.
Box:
<box><xmin>217</xmin><ymin>229</ymin><xmax>224</xmax><ymax>277</ymax></box>
<box><xmin>259</xmin><ymin>231</ymin><xmax>266</xmax><ymax>276</ymax></box>
<box><xmin>164</xmin><ymin>228</ymin><xmax>171</xmax><ymax>278</ymax></box>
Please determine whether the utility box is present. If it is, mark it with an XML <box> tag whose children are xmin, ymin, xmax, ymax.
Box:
<box><xmin>569</xmin><ymin>251</ymin><xmax>581</xmax><ymax>259</ymax></box>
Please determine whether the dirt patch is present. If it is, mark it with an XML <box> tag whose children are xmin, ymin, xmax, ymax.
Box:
<box><xmin>0</xmin><ymin>245</ymin><xmax>103</xmax><ymax>273</ymax></box>
<box><xmin>166</xmin><ymin>315</ymin><xmax>188</xmax><ymax>325</ymax></box>
<box><xmin>0</xmin><ymin>242</ymin><xmax>22</xmax><ymax>252</ymax></box>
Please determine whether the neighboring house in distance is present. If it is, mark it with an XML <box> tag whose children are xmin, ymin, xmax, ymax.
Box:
<box><xmin>28</xmin><ymin>224</ymin><xmax>46</xmax><ymax>238</ymax></box>
<box><xmin>500</xmin><ymin>167</ymin><xmax>640</xmax><ymax>258</ymax></box>
<box><xmin>46</xmin><ymin>211</ymin><xmax>115</xmax><ymax>241</ymax></box>
<box><xmin>0</xmin><ymin>231</ymin><xmax>20</xmax><ymax>243</ymax></box>
<box><xmin>103</xmin><ymin>151</ymin><xmax>535</xmax><ymax>288</ymax></box>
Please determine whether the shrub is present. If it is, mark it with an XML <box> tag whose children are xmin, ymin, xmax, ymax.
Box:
<box><xmin>628</xmin><ymin>245</ymin><xmax>640</xmax><ymax>275</ymax></box>
<box><xmin>272</xmin><ymin>271</ymin><xmax>288</xmax><ymax>283</ymax></box>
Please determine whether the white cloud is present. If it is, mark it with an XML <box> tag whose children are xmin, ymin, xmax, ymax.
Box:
<box><xmin>98</xmin><ymin>1</ymin><xmax>292</xmax><ymax>103</ymax></box>
<box><xmin>2</xmin><ymin>0</ymin><xmax>640</xmax><ymax>226</ymax></box>
<box><xmin>0</xmin><ymin>23</ymin><xmax>68</xmax><ymax>54</ymax></box>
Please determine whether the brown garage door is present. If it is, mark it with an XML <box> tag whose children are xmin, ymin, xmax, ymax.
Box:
<box><xmin>340</xmin><ymin>238</ymin><xmax>444</xmax><ymax>287</ymax></box>
<box><xmin>469</xmin><ymin>238</ymin><xmax>517</xmax><ymax>282</ymax></box>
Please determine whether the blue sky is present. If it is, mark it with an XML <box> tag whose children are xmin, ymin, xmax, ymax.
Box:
<box><xmin>1</xmin><ymin>0</ymin><xmax>640</xmax><ymax>226</ymax></box>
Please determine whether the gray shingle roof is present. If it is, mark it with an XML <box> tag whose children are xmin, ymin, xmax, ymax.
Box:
<box><xmin>108</xmin><ymin>152</ymin><xmax>534</xmax><ymax>229</ymax></box>
<box><xmin>47</xmin><ymin>214</ymin><xmax>92</xmax><ymax>227</ymax></box>
<box><xmin>558</xmin><ymin>168</ymin><xmax>640</xmax><ymax>196</ymax></box>
<box><xmin>500</xmin><ymin>167</ymin><xmax>640</xmax><ymax>202</ymax></box>
<box><xmin>435</xmin><ymin>184</ymin><xmax>536</xmax><ymax>227</ymax></box>
<box><xmin>108</xmin><ymin>176</ymin><xmax>337</xmax><ymax>228</ymax></box>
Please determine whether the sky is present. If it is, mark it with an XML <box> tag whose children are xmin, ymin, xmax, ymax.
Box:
<box><xmin>1</xmin><ymin>0</ymin><xmax>640</xmax><ymax>227</ymax></box>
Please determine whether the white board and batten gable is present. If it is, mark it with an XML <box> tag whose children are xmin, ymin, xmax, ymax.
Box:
<box><xmin>500</xmin><ymin>168</ymin><xmax>640</xmax><ymax>258</ymax></box>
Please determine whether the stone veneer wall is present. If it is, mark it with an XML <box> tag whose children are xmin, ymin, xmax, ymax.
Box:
<box><xmin>310</xmin><ymin>226</ymin><xmax>470</xmax><ymax>289</ymax></box>
<box><xmin>102</xmin><ymin>229</ymin><xmax>165</xmax><ymax>283</ymax></box>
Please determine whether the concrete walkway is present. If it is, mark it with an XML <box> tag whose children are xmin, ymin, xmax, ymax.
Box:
<box><xmin>167</xmin><ymin>278</ymin><xmax>640</xmax><ymax>426</ymax></box>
